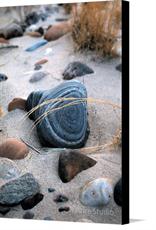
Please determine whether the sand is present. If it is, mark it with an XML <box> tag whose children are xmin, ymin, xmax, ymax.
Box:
<box><xmin>0</xmin><ymin>5</ymin><xmax>121</xmax><ymax>224</ymax></box>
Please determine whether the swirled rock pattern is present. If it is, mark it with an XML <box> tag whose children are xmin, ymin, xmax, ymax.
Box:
<box><xmin>25</xmin><ymin>81</ymin><xmax>90</xmax><ymax>148</ymax></box>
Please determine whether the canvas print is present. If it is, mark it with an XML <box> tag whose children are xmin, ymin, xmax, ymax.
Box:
<box><xmin>0</xmin><ymin>0</ymin><xmax>125</xmax><ymax>224</ymax></box>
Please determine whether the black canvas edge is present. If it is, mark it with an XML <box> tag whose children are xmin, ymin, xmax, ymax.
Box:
<box><xmin>122</xmin><ymin>0</ymin><xmax>129</xmax><ymax>225</ymax></box>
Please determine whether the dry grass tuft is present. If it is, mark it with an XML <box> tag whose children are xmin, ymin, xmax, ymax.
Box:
<box><xmin>72</xmin><ymin>0</ymin><xmax>121</xmax><ymax>57</ymax></box>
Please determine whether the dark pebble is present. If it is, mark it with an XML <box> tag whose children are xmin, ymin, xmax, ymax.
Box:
<box><xmin>55</xmin><ymin>18</ymin><xmax>68</xmax><ymax>22</ymax></box>
<box><xmin>48</xmin><ymin>188</ymin><xmax>55</xmax><ymax>193</ymax></box>
<box><xmin>25</xmin><ymin>12</ymin><xmax>40</xmax><ymax>26</ymax></box>
<box><xmin>23</xmin><ymin>211</ymin><xmax>34</xmax><ymax>219</ymax></box>
<box><xmin>58</xmin><ymin>207</ymin><xmax>70</xmax><ymax>212</ymax></box>
<box><xmin>114</xmin><ymin>178</ymin><xmax>122</xmax><ymax>206</ymax></box>
<box><xmin>63</xmin><ymin>61</ymin><xmax>94</xmax><ymax>80</ymax></box>
<box><xmin>36</xmin><ymin>27</ymin><xmax>44</xmax><ymax>36</ymax></box>
<box><xmin>54</xmin><ymin>195</ymin><xmax>68</xmax><ymax>203</ymax></box>
<box><xmin>0</xmin><ymin>73</ymin><xmax>8</xmax><ymax>82</ymax></box>
<box><xmin>34</xmin><ymin>64</ymin><xmax>42</xmax><ymax>71</ymax></box>
<box><xmin>21</xmin><ymin>193</ymin><xmax>44</xmax><ymax>210</ymax></box>
<box><xmin>0</xmin><ymin>205</ymin><xmax>11</xmax><ymax>215</ymax></box>
<box><xmin>44</xmin><ymin>216</ymin><xmax>53</xmax><ymax>221</ymax></box>
<box><xmin>116</xmin><ymin>64</ymin><xmax>122</xmax><ymax>72</ymax></box>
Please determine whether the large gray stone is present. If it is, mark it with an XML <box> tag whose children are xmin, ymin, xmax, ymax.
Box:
<box><xmin>0</xmin><ymin>173</ymin><xmax>40</xmax><ymax>206</ymax></box>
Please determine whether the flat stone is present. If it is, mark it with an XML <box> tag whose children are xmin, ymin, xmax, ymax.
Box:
<box><xmin>29</xmin><ymin>71</ymin><xmax>48</xmax><ymax>83</ymax></box>
<box><xmin>0</xmin><ymin>173</ymin><xmax>40</xmax><ymax>206</ymax></box>
<box><xmin>25</xmin><ymin>81</ymin><xmax>90</xmax><ymax>148</ymax></box>
<box><xmin>21</xmin><ymin>193</ymin><xmax>44</xmax><ymax>210</ymax></box>
<box><xmin>0</xmin><ymin>138</ymin><xmax>29</xmax><ymax>160</ymax></box>
<box><xmin>0</xmin><ymin>158</ymin><xmax>20</xmax><ymax>183</ymax></box>
<box><xmin>58</xmin><ymin>151</ymin><xmax>96</xmax><ymax>182</ymax></box>
<box><xmin>63</xmin><ymin>62</ymin><xmax>94</xmax><ymax>80</ymax></box>
<box><xmin>58</xmin><ymin>207</ymin><xmax>70</xmax><ymax>212</ymax></box>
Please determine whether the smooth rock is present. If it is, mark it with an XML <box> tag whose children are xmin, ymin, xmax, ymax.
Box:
<box><xmin>34</xmin><ymin>64</ymin><xmax>42</xmax><ymax>71</ymax></box>
<box><xmin>26</xmin><ymin>31</ymin><xmax>42</xmax><ymax>38</ymax></box>
<box><xmin>0</xmin><ymin>205</ymin><xmax>10</xmax><ymax>215</ymax></box>
<box><xmin>58</xmin><ymin>207</ymin><xmax>70</xmax><ymax>212</ymax></box>
<box><xmin>48</xmin><ymin>188</ymin><xmax>55</xmax><ymax>193</ymax></box>
<box><xmin>58</xmin><ymin>151</ymin><xmax>96</xmax><ymax>182</ymax></box>
<box><xmin>0</xmin><ymin>138</ymin><xmax>29</xmax><ymax>160</ymax></box>
<box><xmin>35</xmin><ymin>59</ymin><xmax>48</xmax><ymax>65</ymax></box>
<box><xmin>23</xmin><ymin>211</ymin><xmax>34</xmax><ymax>219</ymax></box>
<box><xmin>29</xmin><ymin>71</ymin><xmax>48</xmax><ymax>83</ymax></box>
<box><xmin>114</xmin><ymin>178</ymin><xmax>122</xmax><ymax>206</ymax></box>
<box><xmin>0</xmin><ymin>158</ymin><xmax>20</xmax><ymax>183</ymax></box>
<box><xmin>0</xmin><ymin>73</ymin><xmax>8</xmax><ymax>82</ymax></box>
<box><xmin>80</xmin><ymin>178</ymin><xmax>113</xmax><ymax>207</ymax></box>
<box><xmin>63</xmin><ymin>62</ymin><xmax>94</xmax><ymax>80</ymax></box>
<box><xmin>44</xmin><ymin>21</ymin><xmax>72</xmax><ymax>41</ymax></box>
<box><xmin>8</xmin><ymin>98</ymin><xmax>26</xmax><ymax>111</ymax></box>
<box><xmin>25</xmin><ymin>81</ymin><xmax>89</xmax><ymax>148</ymax></box>
<box><xmin>1</xmin><ymin>23</ymin><xmax>23</xmax><ymax>39</ymax></box>
<box><xmin>0</xmin><ymin>173</ymin><xmax>40</xmax><ymax>206</ymax></box>
<box><xmin>25</xmin><ymin>40</ymin><xmax>48</xmax><ymax>52</ymax></box>
<box><xmin>21</xmin><ymin>193</ymin><xmax>44</xmax><ymax>210</ymax></box>
<box><xmin>54</xmin><ymin>194</ymin><xmax>68</xmax><ymax>203</ymax></box>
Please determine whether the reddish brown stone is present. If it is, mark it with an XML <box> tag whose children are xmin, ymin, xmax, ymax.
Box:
<box><xmin>8</xmin><ymin>98</ymin><xmax>26</xmax><ymax>112</ymax></box>
<box><xmin>44</xmin><ymin>21</ymin><xmax>72</xmax><ymax>41</ymax></box>
<box><xmin>35</xmin><ymin>59</ymin><xmax>48</xmax><ymax>65</ymax></box>
<box><xmin>58</xmin><ymin>151</ymin><xmax>97</xmax><ymax>183</ymax></box>
<box><xmin>0</xmin><ymin>138</ymin><xmax>29</xmax><ymax>160</ymax></box>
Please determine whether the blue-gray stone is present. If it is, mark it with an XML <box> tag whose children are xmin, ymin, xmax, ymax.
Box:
<box><xmin>0</xmin><ymin>173</ymin><xmax>40</xmax><ymax>206</ymax></box>
<box><xmin>25</xmin><ymin>81</ymin><xmax>89</xmax><ymax>148</ymax></box>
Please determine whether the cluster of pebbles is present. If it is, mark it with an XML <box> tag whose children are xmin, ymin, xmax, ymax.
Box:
<box><xmin>0</xmin><ymin>4</ymin><xmax>121</xmax><ymax>223</ymax></box>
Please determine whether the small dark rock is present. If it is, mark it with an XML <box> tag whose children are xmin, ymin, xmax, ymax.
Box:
<box><xmin>44</xmin><ymin>216</ymin><xmax>53</xmax><ymax>221</ymax></box>
<box><xmin>116</xmin><ymin>64</ymin><xmax>122</xmax><ymax>72</ymax></box>
<box><xmin>63</xmin><ymin>61</ymin><xmax>94</xmax><ymax>80</ymax></box>
<box><xmin>114</xmin><ymin>178</ymin><xmax>122</xmax><ymax>206</ymax></box>
<box><xmin>0</xmin><ymin>73</ymin><xmax>8</xmax><ymax>82</ymax></box>
<box><xmin>55</xmin><ymin>18</ymin><xmax>68</xmax><ymax>22</ymax></box>
<box><xmin>48</xmin><ymin>188</ymin><xmax>55</xmax><ymax>193</ymax></box>
<box><xmin>36</xmin><ymin>27</ymin><xmax>44</xmax><ymax>36</ymax></box>
<box><xmin>23</xmin><ymin>211</ymin><xmax>34</xmax><ymax>219</ymax></box>
<box><xmin>58</xmin><ymin>207</ymin><xmax>70</xmax><ymax>212</ymax></box>
<box><xmin>0</xmin><ymin>173</ymin><xmax>40</xmax><ymax>206</ymax></box>
<box><xmin>21</xmin><ymin>193</ymin><xmax>44</xmax><ymax>210</ymax></box>
<box><xmin>34</xmin><ymin>64</ymin><xmax>42</xmax><ymax>71</ymax></box>
<box><xmin>54</xmin><ymin>195</ymin><xmax>68</xmax><ymax>203</ymax></box>
<box><xmin>0</xmin><ymin>205</ymin><xmax>11</xmax><ymax>215</ymax></box>
<box><xmin>25</xmin><ymin>12</ymin><xmax>40</xmax><ymax>26</ymax></box>
<box><xmin>58</xmin><ymin>151</ymin><xmax>97</xmax><ymax>183</ymax></box>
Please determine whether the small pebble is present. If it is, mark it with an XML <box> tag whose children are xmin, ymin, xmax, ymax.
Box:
<box><xmin>54</xmin><ymin>195</ymin><xmax>68</xmax><ymax>203</ymax></box>
<box><xmin>0</xmin><ymin>73</ymin><xmax>8</xmax><ymax>82</ymax></box>
<box><xmin>44</xmin><ymin>216</ymin><xmax>53</xmax><ymax>221</ymax></box>
<box><xmin>58</xmin><ymin>207</ymin><xmax>70</xmax><ymax>212</ymax></box>
<box><xmin>29</xmin><ymin>71</ymin><xmax>48</xmax><ymax>83</ymax></box>
<box><xmin>34</xmin><ymin>64</ymin><xmax>42</xmax><ymax>71</ymax></box>
<box><xmin>21</xmin><ymin>193</ymin><xmax>44</xmax><ymax>210</ymax></box>
<box><xmin>23</xmin><ymin>211</ymin><xmax>34</xmax><ymax>219</ymax></box>
<box><xmin>35</xmin><ymin>59</ymin><xmax>48</xmax><ymax>65</ymax></box>
<box><xmin>48</xmin><ymin>188</ymin><xmax>55</xmax><ymax>193</ymax></box>
<box><xmin>0</xmin><ymin>205</ymin><xmax>11</xmax><ymax>215</ymax></box>
<box><xmin>36</xmin><ymin>27</ymin><xmax>44</xmax><ymax>36</ymax></box>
